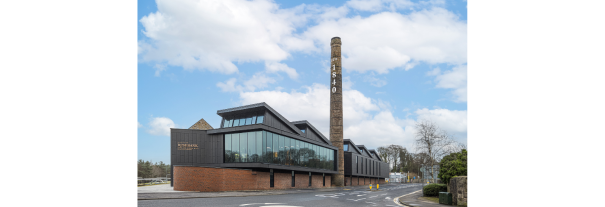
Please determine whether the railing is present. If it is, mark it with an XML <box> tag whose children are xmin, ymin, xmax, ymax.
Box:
<box><xmin>138</xmin><ymin>177</ymin><xmax>171</xmax><ymax>186</ymax></box>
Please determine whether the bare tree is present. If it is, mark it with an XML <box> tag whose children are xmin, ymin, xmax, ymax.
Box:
<box><xmin>447</xmin><ymin>141</ymin><xmax>467</xmax><ymax>154</ymax></box>
<box><xmin>377</xmin><ymin>144</ymin><xmax>406</xmax><ymax>172</ymax></box>
<box><xmin>387</xmin><ymin>145</ymin><xmax>405</xmax><ymax>172</ymax></box>
<box><xmin>376</xmin><ymin>146</ymin><xmax>390</xmax><ymax>169</ymax></box>
<box><xmin>414</xmin><ymin>120</ymin><xmax>455</xmax><ymax>183</ymax></box>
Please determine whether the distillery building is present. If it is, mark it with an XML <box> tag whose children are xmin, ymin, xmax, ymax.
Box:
<box><xmin>343</xmin><ymin>139</ymin><xmax>390</xmax><ymax>186</ymax></box>
<box><xmin>170</xmin><ymin>102</ymin><xmax>388</xmax><ymax>191</ymax></box>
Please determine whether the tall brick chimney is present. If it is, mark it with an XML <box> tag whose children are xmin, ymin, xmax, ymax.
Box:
<box><xmin>329</xmin><ymin>37</ymin><xmax>344</xmax><ymax>187</ymax></box>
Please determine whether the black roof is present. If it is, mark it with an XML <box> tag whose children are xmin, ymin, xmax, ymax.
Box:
<box><xmin>291</xmin><ymin>120</ymin><xmax>332</xmax><ymax>145</ymax></box>
<box><xmin>344</xmin><ymin>139</ymin><xmax>362</xmax><ymax>154</ymax></box>
<box><xmin>356</xmin><ymin>145</ymin><xmax>373</xmax><ymax>157</ymax></box>
<box><xmin>217</xmin><ymin>102</ymin><xmax>303</xmax><ymax>136</ymax></box>
<box><xmin>368</xmin><ymin>149</ymin><xmax>382</xmax><ymax>161</ymax></box>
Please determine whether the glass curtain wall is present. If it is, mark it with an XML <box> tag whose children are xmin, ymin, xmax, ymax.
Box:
<box><xmin>224</xmin><ymin>130</ymin><xmax>335</xmax><ymax>171</ymax></box>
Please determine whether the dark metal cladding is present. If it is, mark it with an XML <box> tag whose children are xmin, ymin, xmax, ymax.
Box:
<box><xmin>291</xmin><ymin>120</ymin><xmax>332</xmax><ymax>145</ymax></box>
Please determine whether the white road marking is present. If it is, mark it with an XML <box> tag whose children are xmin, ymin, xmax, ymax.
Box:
<box><xmin>392</xmin><ymin>189</ymin><xmax>423</xmax><ymax>206</ymax></box>
<box><xmin>239</xmin><ymin>203</ymin><xmax>285</xmax><ymax>206</ymax></box>
<box><xmin>315</xmin><ymin>193</ymin><xmax>345</xmax><ymax>198</ymax></box>
<box><xmin>259</xmin><ymin>206</ymin><xmax>302</xmax><ymax>207</ymax></box>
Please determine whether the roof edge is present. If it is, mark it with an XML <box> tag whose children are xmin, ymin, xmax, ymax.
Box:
<box><xmin>216</xmin><ymin>102</ymin><xmax>303</xmax><ymax>136</ymax></box>
<box><xmin>291</xmin><ymin>120</ymin><xmax>331</xmax><ymax>145</ymax></box>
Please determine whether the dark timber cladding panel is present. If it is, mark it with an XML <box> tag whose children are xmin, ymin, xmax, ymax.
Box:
<box><xmin>171</xmin><ymin>129</ymin><xmax>227</xmax><ymax>165</ymax></box>
<box><xmin>306</xmin><ymin>129</ymin><xmax>318</xmax><ymax>142</ymax></box>
<box><xmin>344</xmin><ymin>153</ymin><xmax>351</xmax><ymax>175</ymax></box>
<box><xmin>265</xmin><ymin>110</ymin><xmax>298</xmax><ymax>135</ymax></box>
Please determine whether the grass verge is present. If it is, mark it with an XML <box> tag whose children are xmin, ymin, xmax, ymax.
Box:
<box><xmin>418</xmin><ymin>196</ymin><xmax>439</xmax><ymax>203</ymax></box>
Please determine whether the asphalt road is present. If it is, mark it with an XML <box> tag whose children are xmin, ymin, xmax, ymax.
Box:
<box><xmin>138</xmin><ymin>183</ymin><xmax>424</xmax><ymax>207</ymax></box>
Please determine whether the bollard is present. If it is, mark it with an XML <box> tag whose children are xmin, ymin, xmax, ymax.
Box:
<box><xmin>369</xmin><ymin>184</ymin><xmax>372</xmax><ymax>190</ymax></box>
<box><xmin>377</xmin><ymin>184</ymin><xmax>379</xmax><ymax>189</ymax></box>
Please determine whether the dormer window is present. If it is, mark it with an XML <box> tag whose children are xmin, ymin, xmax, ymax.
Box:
<box><xmin>343</xmin><ymin>144</ymin><xmax>348</xmax><ymax>151</ymax></box>
<box><xmin>222</xmin><ymin>112</ymin><xmax>265</xmax><ymax>128</ymax></box>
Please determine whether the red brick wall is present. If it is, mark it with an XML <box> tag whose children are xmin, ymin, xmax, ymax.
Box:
<box><xmin>174</xmin><ymin>166</ymin><xmax>333</xmax><ymax>192</ymax></box>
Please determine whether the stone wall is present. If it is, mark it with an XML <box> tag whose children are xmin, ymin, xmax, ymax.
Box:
<box><xmin>189</xmin><ymin>118</ymin><xmax>214</xmax><ymax>130</ymax></box>
<box><xmin>448</xmin><ymin>176</ymin><xmax>467</xmax><ymax>206</ymax></box>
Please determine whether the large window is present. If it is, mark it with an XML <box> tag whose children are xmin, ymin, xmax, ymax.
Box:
<box><xmin>224</xmin><ymin>130</ymin><xmax>335</xmax><ymax>171</ymax></box>
<box><xmin>343</xmin><ymin>144</ymin><xmax>348</xmax><ymax>152</ymax></box>
<box><xmin>222</xmin><ymin>112</ymin><xmax>265</xmax><ymax>128</ymax></box>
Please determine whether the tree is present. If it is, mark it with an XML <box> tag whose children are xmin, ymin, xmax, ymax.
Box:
<box><xmin>414</xmin><ymin>120</ymin><xmax>455</xmax><ymax>183</ymax></box>
<box><xmin>152</xmin><ymin>161</ymin><xmax>170</xmax><ymax>178</ymax></box>
<box><xmin>376</xmin><ymin>146</ymin><xmax>390</xmax><ymax>169</ymax></box>
<box><xmin>377</xmin><ymin>144</ymin><xmax>405</xmax><ymax>172</ymax></box>
<box><xmin>138</xmin><ymin>159</ymin><xmax>153</xmax><ymax>178</ymax></box>
<box><xmin>387</xmin><ymin>145</ymin><xmax>405</xmax><ymax>172</ymax></box>
<box><xmin>438</xmin><ymin>149</ymin><xmax>467</xmax><ymax>184</ymax></box>
<box><xmin>398</xmin><ymin>148</ymin><xmax>410</xmax><ymax>172</ymax></box>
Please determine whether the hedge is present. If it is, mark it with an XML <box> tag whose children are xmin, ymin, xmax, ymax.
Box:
<box><xmin>422</xmin><ymin>183</ymin><xmax>447</xmax><ymax>197</ymax></box>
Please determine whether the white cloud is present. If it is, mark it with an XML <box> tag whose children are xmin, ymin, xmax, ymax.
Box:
<box><xmin>346</xmin><ymin>0</ymin><xmax>414</xmax><ymax>12</ymax></box>
<box><xmin>301</xmin><ymin>8</ymin><xmax>467</xmax><ymax>73</ymax></box>
<box><xmin>345</xmin><ymin>110</ymin><xmax>417</xmax><ymax>149</ymax></box>
<box><xmin>216</xmin><ymin>78</ymin><xmax>240</xmax><ymax>92</ymax></box>
<box><xmin>414</xmin><ymin>108</ymin><xmax>467</xmax><ymax>134</ymax></box>
<box><xmin>137</xmin><ymin>122</ymin><xmax>143</xmax><ymax>128</ymax></box>
<box><xmin>364</xmin><ymin>75</ymin><xmax>388</xmax><ymax>87</ymax></box>
<box><xmin>146</xmin><ymin>117</ymin><xmax>176</xmax><ymax>136</ymax></box>
<box><xmin>237</xmin><ymin>83</ymin><xmax>466</xmax><ymax>150</ymax></box>
<box><xmin>138</xmin><ymin>0</ymin><xmax>311</xmax><ymax>76</ymax></box>
<box><xmin>343</xmin><ymin>76</ymin><xmax>354</xmax><ymax>90</ymax></box>
<box><xmin>239</xmin><ymin>84</ymin><xmax>379</xmax><ymax>136</ymax></box>
<box><xmin>430</xmin><ymin>65</ymin><xmax>467</xmax><ymax>102</ymax></box>
<box><xmin>265</xmin><ymin>61</ymin><xmax>299</xmax><ymax>79</ymax></box>
<box><xmin>154</xmin><ymin>64</ymin><xmax>167</xmax><ymax>77</ymax></box>
<box><xmin>138</xmin><ymin>1</ymin><xmax>466</xmax><ymax>76</ymax></box>
<box><xmin>217</xmin><ymin>73</ymin><xmax>277</xmax><ymax>92</ymax></box>
<box><xmin>426</xmin><ymin>67</ymin><xmax>441</xmax><ymax>76</ymax></box>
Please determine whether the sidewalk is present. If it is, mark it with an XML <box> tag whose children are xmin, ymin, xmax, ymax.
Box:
<box><xmin>138</xmin><ymin>183</ymin><xmax>395</xmax><ymax>200</ymax></box>
<box><xmin>397</xmin><ymin>190</ymin><xmax>452</xmax><ymax>207</ymax></box>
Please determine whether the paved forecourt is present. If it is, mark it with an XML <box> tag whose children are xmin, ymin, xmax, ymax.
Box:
<box><xmin>138</xmin><ymin>183</ymin><xmax>424</xmax><ymax>207</ymax></box>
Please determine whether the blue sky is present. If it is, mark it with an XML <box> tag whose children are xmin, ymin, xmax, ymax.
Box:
<box><xmin>138</xmin><ymin>0</ymin><xmax>467</xmax><ymax>164</ymax></box>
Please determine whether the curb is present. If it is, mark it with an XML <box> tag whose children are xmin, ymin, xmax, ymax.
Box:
<box><xmin>393</xmin><ymin>189</ymin><xmax>422</xmax><ymax>207</ymax></box>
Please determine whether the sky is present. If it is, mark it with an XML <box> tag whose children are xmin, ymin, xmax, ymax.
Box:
<box><xmin>137</xmin><ymin>0</ymin><xmax>467</xmax><ymax>164</ymax></box>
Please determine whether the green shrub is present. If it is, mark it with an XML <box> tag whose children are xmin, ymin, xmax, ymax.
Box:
<box><xmin>422</xmin><ymin>183</ymin><xmax>447</xmax><ymax>197</ymax></box>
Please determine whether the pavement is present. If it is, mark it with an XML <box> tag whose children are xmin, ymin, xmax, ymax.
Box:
<box><xmin>138</xmin><ymin>183</ymin><xmax>383</xmax><ymax>200</ymax></box>
<box><xmin>397</xmin><ymin>190</ymin><xmax>452</xmax><ymax>207</ymax></box>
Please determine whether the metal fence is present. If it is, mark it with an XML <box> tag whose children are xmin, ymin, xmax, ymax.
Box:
<box><xmin>138</xmin><ymin>177</ymin><xmax>171</xmax><ymax>185</ymax></box>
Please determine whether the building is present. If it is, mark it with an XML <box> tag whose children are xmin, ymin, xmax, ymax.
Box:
<box><xmin>341</xmin><ymin>139</ymin><xmax>388</xmax><ymax>186</ymax></box>
<box><xmin>389</xmin><ymin>173</ymin><xmax>404</xmax><ymax>183</ymax></box>
<box><xmin>170</xmin><ymin>102</ymin><xmax>388</xmax><ymax>191</ymax></box>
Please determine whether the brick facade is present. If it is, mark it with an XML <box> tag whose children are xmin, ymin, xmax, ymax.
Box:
<box><xmin>174</xmin><ymin>166</ymin><xmax>332</xmax><ymax>192</ymax></box>
<box><xmin>343</xmin><ymin>176</ymin><xmax>385</xmax><ymax>186</ymax></box>
<box><xmin>329</xmin><ymin>37</ymin><xmax>345</xmax><ymax>187</ymax></box>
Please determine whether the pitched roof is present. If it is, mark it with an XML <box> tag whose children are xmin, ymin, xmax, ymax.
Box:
<box><xmin>369</xmin><ymin>149</ymin><xmax>383</xmax><ymax>161</ymax></box>
<box><xmin>291</xmin><ymin>120</ymin><xmax>331</xmax><ymax>145</ymax></box>
<box><xmin>216</xmin><ymin>102</ymin><xmax>303</xmax><ymax>136</ymax></box>
<box><xmin>344</xmin><ymin>139</ymin><xmax>362</xmax><ymax>154</ymax></box>
<box><xmin>356</xmin><ymin>145</ymin><xmax>372</xmax><ymax>157</ymax></box>
<box><xmin>189</xmin><ymin>118</ymin><xmax>214</xmax><ymax>130</ymax></box>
